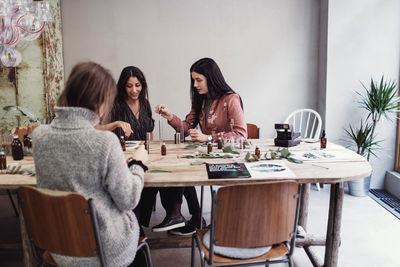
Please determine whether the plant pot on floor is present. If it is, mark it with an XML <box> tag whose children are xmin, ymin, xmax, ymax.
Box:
<box><xmin>348</xmin><ymin>175</ymin><xmax>371</xmax><ymax>197</ymax></box>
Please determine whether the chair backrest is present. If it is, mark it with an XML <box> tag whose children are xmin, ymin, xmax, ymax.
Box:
<box><xmin>213</xmin><ymin>181</ymin><xmax>300</xmax><ymax>248</ymax></box>
<box><xmin>246</xmin><ymin>123</ymin><xmax>259</xmax><ymax>139</ymax></box>
<box><xmin>284</xmin><ymin>109</ymin><xmax>322</xmax><ymax>139</ymax></box>
<box><xmin>18</xmin><ymin>186</ymin><xmax>105</xmax><ymax>264</ymax></box>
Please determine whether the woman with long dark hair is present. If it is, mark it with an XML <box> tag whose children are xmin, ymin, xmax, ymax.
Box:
<box><xmin>154</xmin><ymin>57</ymin><xmax>247</xmax><ymax>235</ymax></box>
<box><xmin>111</xmin><ymin>66</ymin><xmax>155</xmax><ymax>140</ymax></box>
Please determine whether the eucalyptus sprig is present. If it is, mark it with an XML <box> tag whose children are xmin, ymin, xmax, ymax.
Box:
<box><xmin>244</xmin><ymin>148</ymin><xmax>302</xmax><ymax>164</ymax></box>
<box><xmin>222</xmin><ymin>145</ymin><xmax>240</xmax><ymax>154</ymax></box>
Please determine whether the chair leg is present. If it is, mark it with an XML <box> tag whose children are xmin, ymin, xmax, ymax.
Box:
<box><xmin>288</xmin><ymin>256</ymin><xmax>293</xmax><ymax>267</ymax></box>
<box><xmin>137</xmin><ymin>241</ymin><xmax>153</xmax><ymax>267</ymax></box>
<box><xmin>191</xmin><ymin>235</ymin><xmax>196</xmax><ymax>267</ymax></box>
<box><xmin>7</xmin><ymin>189</ymin><xmax>19</xmax><ymax>217</ymax></box>
<box><xmin>316</xmin><ymin>183</ymin><xmax>321</xmax><ymax>191</ymax></box>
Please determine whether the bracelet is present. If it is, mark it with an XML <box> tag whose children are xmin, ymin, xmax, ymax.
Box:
<box><xmin>127</xmin><ymin>159</ymin><xmax>148</xmax><ymax>172</ymax></box>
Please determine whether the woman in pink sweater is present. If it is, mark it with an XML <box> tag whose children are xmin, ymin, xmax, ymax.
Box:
<box><xmin>154</xmin><ymin>58</ymin><xmax>247</xmax><ymax>235</ymax></box>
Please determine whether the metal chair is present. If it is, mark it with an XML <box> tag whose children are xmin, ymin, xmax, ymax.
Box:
<box><xmin>18</xmin><ymin>186</ymin><xmax>152</xmax><ymax>267</ymax></box>
<box><xmin>192</xmin><ymin>181</ymin><xmax>302</xmax><ymax>267</ymax></box>
<box><xmin>246</xmin><ymin>123</ymin><xmax>259</xmax><ymax>139</ymax></box>
<box><xmin>284</xmin><ymin>109</ymin><xmax>322</xmax><ymax>139</ymax></box>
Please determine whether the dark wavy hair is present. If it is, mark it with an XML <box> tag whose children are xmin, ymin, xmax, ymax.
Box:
<box><xmin>190</xmin><ymin>58</ymin><xmax>243</xmax><ymax>120</ymax></box>
<box><xmin>58</xmin><ymin>61</ymin><xmax>116</xmax><ymax>122</ymax></box>
<box><xmin>116</xmin><ymin>66</ymin><xmax>152</xmax><ymax>116</ymax></box>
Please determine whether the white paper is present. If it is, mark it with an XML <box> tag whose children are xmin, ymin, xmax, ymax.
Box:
<box><xmin>244</xmin><ymin>161</ymin><xmax>296</xmax><ymax>179</ymax></box>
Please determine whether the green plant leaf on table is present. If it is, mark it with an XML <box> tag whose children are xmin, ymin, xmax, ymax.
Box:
<box><xmin>190</xmin><ymin>161</ymin><xmax>206</xmax><ymax>165</ymax></box>
<box><xmin>183</xmin><ymin>143</ymin><xmax>201</xmax><ymax>150</ymax></box>
<box><xmin>148</xmin><ymin>169</ymin><xmax>172</xmax><ymax>173</ymax></box>
<box><xmin>222</xmin><ymin>145</ymin><xmax>240</xmax><ymax>154</ymax></box>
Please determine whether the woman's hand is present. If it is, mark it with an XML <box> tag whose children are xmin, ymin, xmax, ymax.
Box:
<box><xmin>115</xmin><ymin>121</ymin><xmax>133</xmax><ymax>138</ymax></box>
<box><xmin>155</xmin><ymin>104</ymin><xmax>173</xmax><ymax>121</ymax></box>
<box><xmin>188</xmin><ymin>129</ymin><xmax>209</xmax><ymax>142</ymax></box>
<box><xmin>127</xmin><ymin>145</ymin><xmax>148</xmax><ymax>163</ymax></box>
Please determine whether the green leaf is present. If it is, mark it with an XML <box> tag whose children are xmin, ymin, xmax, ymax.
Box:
<box><xmin>252</xmin><ymin>154</ymin><xmax>260</xmax><ymax>161</ymax></box>
<box><xmin>183</xmin><ymin>144</ymin><xmax>200</xmax><ymax>150</ymax></box>
<box><xmin>222</xmin><ymin>145</ymin><xmax>240</xmax><ymax>154</ymax></box>
<box><xmin>148</xmin><ymin>169</ymin><xmax>172</xmax><ymax>173</ymax></box>
<box><xmin>245</xmin><ymin>152</ymin><xmax>251</xmax><ymax>161</ymax></box>
<box><xmin>279</xmin><ymin>148</ymin><xmax>291</xmax><ymax>158</ymax></box>
<box><xmin>181</xmin><ymin>155</ymin><xmax>196</xmax><ymax>158</ymax></box>
<box><xmin>287</xmin><ymin>156</ymin><xmax>303</xmax><ymax>164</ymax></box>
<box><xmin>3</xmin><ymin>105</ymin><xmax>39</xmax><ymax>122</ymax></box>
<box><xmin>190</xmin><ymin>161</ymin><xmax>206</xmax><ymax>165</ymax></box>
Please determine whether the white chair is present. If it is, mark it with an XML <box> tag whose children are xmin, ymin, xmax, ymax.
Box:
<box><xmin>285</xmin><ymin>109</ymin><xmax>323</xmax><ymax>190</ymax></box>
<box><xmin>284</xmin><ymin>109</ymin><xmax>322</xmax><ymax>139</ymax></box>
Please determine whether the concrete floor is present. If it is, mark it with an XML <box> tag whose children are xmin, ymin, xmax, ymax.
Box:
<box><xmin>1</xmin><ymin>185</ymin><xmax>399</xmax><ymax>267</ymax></box>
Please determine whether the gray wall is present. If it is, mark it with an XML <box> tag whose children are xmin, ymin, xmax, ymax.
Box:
<box><xmin>60</xmin><ymin>0</ymin><xmax>400</xmax><ymax>188</ymax></box>
<box><xmin>60</xmin><ymin>0</ymin><xmax>320</xmax><ymax>139</ymax></box>
<box><xmin>323</xmin><ymin>0</ymin><xmax>400</xmax><ymax>188</ymax></box>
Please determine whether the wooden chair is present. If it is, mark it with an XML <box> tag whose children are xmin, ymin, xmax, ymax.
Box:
<box><xmin>18</xmin><ymin>186</ymin><xmax>153</xmax><ymax>267</ymax></box>
<box><xmin>284</xmin><ymin>109</ymin><xmax>322</xmax><ymax>139</ymax></box>
<box><xmin>246</xmin><ymin>123</ymin><xmax>259</xmax><ymax>139</ymax></box>
<box><xmin>191</xmin><ymin>181</ymin><xmax>302</xmax><ymax>267</ymax></box>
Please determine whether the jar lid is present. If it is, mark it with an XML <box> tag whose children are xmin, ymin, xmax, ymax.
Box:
<box><xmin>13</xmin><ymin>134</ymin><xmax>19</xmax><ymax>139</ymax></box>
<box><xmin>0</xmin><ymin>151</ymin><xmax>5</xmax><ymax>155</ymax></box>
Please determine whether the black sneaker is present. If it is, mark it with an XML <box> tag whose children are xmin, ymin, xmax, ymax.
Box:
<box><xmin>187</xmin><ymin>216</ymin><xmax>207</xmax><ymax>229</ymax></box>
<box><xmin>168</xmin><ymin>223</ymin><xmax>196</xmax><ymax>236</ymax></box>
<box><xmin>152</xmin><ymin>215</ymin><xmax>186</xmax><ymax>232</ymax></box>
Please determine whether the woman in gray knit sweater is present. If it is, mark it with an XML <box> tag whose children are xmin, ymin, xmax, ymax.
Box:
<box><xmin>32</xmin><ymin>62</ymin><xmax>147</xmax><ymax>267</ymax></box>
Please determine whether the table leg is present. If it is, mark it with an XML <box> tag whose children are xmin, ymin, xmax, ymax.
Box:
<box><xmin>299</xmin><ymin>183</ymin><xmax>310</xmax><ymax>230</ymax></box>
<box><xmin>324</xmin><ymin>182</ymin><xmax>344</xmax><ymax>267</ymax></box>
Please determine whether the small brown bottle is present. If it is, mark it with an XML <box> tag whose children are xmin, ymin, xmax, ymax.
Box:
<box><xmin>255</xmin><ymin>146</ymin><xmax>261</xmax><ymax>158</ymax></box>
<box><xmin>320</xmin><ymin>130</ymin><xmax>327</xmax><ymax>149</ymax></box>
<box><xmin>0</xmin><ymin>151</ymin><xmax>6</xmax><ymax>170</ymax></box>
<box><xmin>11</xmin><ymin>135</ymin><xmax>23</xmax><ymax>160</ymax></box>
<box><xmin>217</xmin><ymin>137</ymin><xmax>223</xmax><ymax>149</ymax></box>
<box><xmin>207</xmin><ymin>142</ymin><xmax>212</xmax><ymax>154</ymax></box>
<box><xmin>120</xmin><ymin>136</ymin><xmax>126</xmax><ymax>151</ymax></box>
<box><xmin>161</xmin><ymin>142</ymin><xmax>167</xmax><ymax>156</ymax></box>
<box><xmin>23</xmin><ymin>135</ymin><xmax>32</xmax><ymax>148</ymax></box>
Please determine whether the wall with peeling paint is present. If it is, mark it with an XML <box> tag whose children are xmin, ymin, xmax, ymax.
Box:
<box><xmin>0</xmin><ymin>0</ymin><xmax>64</xmax><ymax>137</ymax></box>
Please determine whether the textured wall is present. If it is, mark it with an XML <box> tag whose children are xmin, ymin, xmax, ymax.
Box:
<box><xmin>0</xmin><ymin>0</ymin><xmax>64</xmax><ymax>136</ymax></box>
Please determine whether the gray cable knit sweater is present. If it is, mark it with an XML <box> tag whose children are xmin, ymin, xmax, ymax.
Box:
<box><xmin>32</xmin><ymin>107</ymin><xmax>144</xmax><ymax>267</ymax></box>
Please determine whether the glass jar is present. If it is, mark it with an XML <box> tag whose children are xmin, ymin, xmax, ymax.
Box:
<box><xmin>11</xmin><ymin>135</ymin><xmax>23</xmax><ymax>160</ymax></box>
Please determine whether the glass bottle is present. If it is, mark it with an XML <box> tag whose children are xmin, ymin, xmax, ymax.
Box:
<box><xmin>0</xmin><ymin>151</ymin><xmax>6</xmax><ymax>171</ymax></box>
<box><xmin>255</xmin><ymin>146</ymin><xmax>261</xmax><ymax>158</ymax></box>
<box><xmin>320</xmin><ymin>130</ymin><xmax>327</xmax><ymax>149</ymax></box>
<box><xmin>207</xmin><ymin>142</ymin><xmax>212</xmax><ymax>154</ymax></box>
<box><xmin>11</xmin><ymin>135</ymin><xmax>24</xmax><ymax>160</ymax></box>
<box><xmin>23</xmin><ymin>135</ymin><xmax>32</xmax><ymax>148</ymax></box>
<box><xmin>161</xmin><ymin>142</ymin><xmax>166</xmax><ymax>156</ymax></box>
<box><xmin>217</xmin><ymin>137</ymin><xmax>223</xmax><ymax>149</ymax></box>
<box><xmin>120</xmin><ymin>136</ymin><xmax>126</xmax><ymax>151</ymax></box>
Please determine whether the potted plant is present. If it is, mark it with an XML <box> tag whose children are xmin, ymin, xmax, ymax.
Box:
<box><xmin>345</xmin><ymin>76</ymin><xmax>399</xmax><ymax>196</ymax></box>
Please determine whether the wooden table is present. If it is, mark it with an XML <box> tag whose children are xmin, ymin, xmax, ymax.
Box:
<box><xmin>0</xmin><ymin>140</ymin><xmax>371</xmax><ymax>267</ymax></box>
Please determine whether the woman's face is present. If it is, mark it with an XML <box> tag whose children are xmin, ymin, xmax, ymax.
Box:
<box><xmin>191</xmin><ymin>71</ymin><xmax>208</xmax><ymax>95</ymax></box>
<box><xmin>125</xmin><ymin>76</ymin><xmax>142</xmax><ymax>101</ymax></box>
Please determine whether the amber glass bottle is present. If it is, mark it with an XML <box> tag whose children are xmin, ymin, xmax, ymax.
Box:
<box><xmin>0</xmin><ymin>151</ymin><xmax>6</xmax><ymax>170</ymax></box>
<box><xmin>120</xmin><ymin>136</ymin><xmax>126</xmax><ymax>151</ymax></box>
<box><xmin>11</xmin><ymin>135</ymin><xmax>23</xmax><ymax>160</ymax></box>
<box><xmin>207</xmin><ymin>142</ymin><xmax>212</xmax><ymax>154</ymax></box>
<box><xmin>217</xmin><ymin>137</ymin><xmax>223</xmax><ymax>149</ymax></box>
<box><xmin>23</xmin><ymin>135</ymin><xmax>32</xmax><ymax>148</ymax></box>
<box><xmin>161</xmin><ymin>143</ymin><xmax>167</xmax><ymax>155</ymax></box>
<box><xmin>320</xmin><ymin>130</ymin><xmax>327</xmax><ymax>149</ymax></box>
<box><xmin>255</xmin><ymin>146</ymin><xmax>261</xmax><ymax>158</ymax></box>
